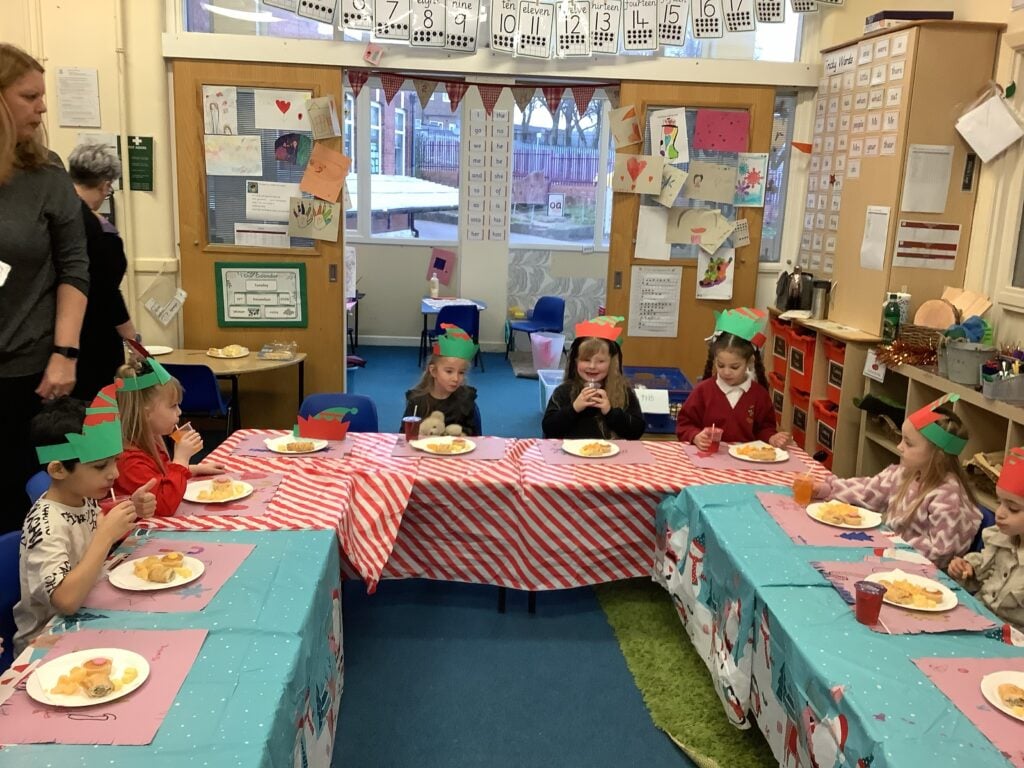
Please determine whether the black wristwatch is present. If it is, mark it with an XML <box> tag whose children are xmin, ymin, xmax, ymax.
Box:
<box><xmin>52</xmin><ymin>345</ymin><xmax>79</xmax><ymax>360</ymax></box>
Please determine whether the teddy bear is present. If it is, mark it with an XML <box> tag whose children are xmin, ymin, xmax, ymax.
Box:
<box><xmin>418</xmin><ymin>410</ymin><xmax>464</xmax><ymax>438</ymax></box>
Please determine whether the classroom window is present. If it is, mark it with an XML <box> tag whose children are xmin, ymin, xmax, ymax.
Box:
<box><xmin>183</xmin><ymin>0</ymin><xmax>336</xmax><ymax>39</ymax></box>
<box><xmin>761</xmin><ymin>91</ymin><xmax>797</xmax><ymax>264</ymax></box>
<box><xmin>394</xmin><ymin>108</ymin><xmax>407</xmax><ymax>176</ymax></box>
<box><xmin>369</xmin><ymin>101</ymin><xmax>382</xmax><ymax>174</ymax></box>
<box><xmin>343</xmin><ymin>93</ymin><xmax>356</xmax><ymax>170</ymax></box>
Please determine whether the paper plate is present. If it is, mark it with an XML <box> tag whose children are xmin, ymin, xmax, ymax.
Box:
<box><xmin>980</xmin><ymin>670</ymin><xmax>1024</xmax><ymax>723</ymax></box>
<box><xmin>410</xmin><ymin>436</ymin><xmax>476</xmax><ymax>455</ymax></box>
<box><xmin>207</xmin><ymin>346</ymin><xmax>249</xmax><ymax>359</ymax></box>
<box><xmin>183</xmin><ymin>479</ymin><xmax>254</xmax><ymax>504</ymax></box>
<box><xmin>146</xmin><ymin>345</ymin><xmax>173</xmax><ymax>356</ymax></box>
<box><xmin>806</xmin><ymin>502</ymin><xmax>882</xmax><ymax>530</ymax></box>
<box><xmin>728</xmin><ymin>441</ymin><xmax>790</xmax><ymax>463</ymax></box>
<box><xmin>561</xmin><ymin>439</ymin><xmax>620</xmax><ymax>458</ymax></box>
<box><xmin>27</xmin><ymin>648</ymin><xmax>150</xmax><ymax>707</ymax></box>
<box><xmin>108</xmin><ymin>555</ymin><xmax>205</xmax><ymax>591</ymax></box>
<box><xmin>264</xmin><ymin>436</ymin><xmax>329</xmax><ymax>454</ymax></box>
<box><xmin>865</xmin><ymin>569</ymin><xmax>958</xmax><ymax>612</ymax></box>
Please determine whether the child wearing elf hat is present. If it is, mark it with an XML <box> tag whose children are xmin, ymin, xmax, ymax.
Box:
<box><xmin>14</xmin><ymin>388</ymin><xmax>156</xmax><ymax>654</ymax></box>
<box><xmin>813</xmin><ymin>394</ymin><xmax>981</xmax><ymax>568</ymax></box>
<box><xmin>113</xmin><ymin>357</ymin><xmax>225</xmax><ymax>517</ymax></box>
<box><xmin>403</xmin><ymin>324</ymin><xmax>480</xmax><ymax>436</ymax></box>
<box><xmin>542</xmin><ymin>316</ymin><xmax>645</xmax><ymax>440</ymax></box>
<box><xmin>949</xmin><ymin>447</ymin><xmax>1024</xmax><ymax>629</ymax></box>
<box><xmin>676</xmin><ymin>308</ymin><xmax>792</xmax><ymax>449</ymax></box>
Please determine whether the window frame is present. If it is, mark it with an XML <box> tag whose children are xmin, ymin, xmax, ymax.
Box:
<box><xmin>394</xmin><ymin>107</ymin><xmax>407</xmax><ymax>176</ymax></box>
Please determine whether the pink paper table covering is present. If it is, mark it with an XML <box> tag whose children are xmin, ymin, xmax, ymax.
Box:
<box><xmin>914</xmin><ymin>656</ymin><xmax>1024</xmax><ymax>767</ymax></box>
<box><xmin>0</xmin><ymin>628</ymin><xmax>206</xmax><ymax>745</ymax></box>
<box><xmin>81</xmin><ymin>539</ymin><xmax>255</xmax><ymax>612</ymax></box>
<box><xmin>176</xmin><ymin>470</ymin><xmax>283</xmax><ymax>517</ymax></box>
<box><xmin>230</xmin><ymin>431</ymin><xmax>354</xmax><ymax>459</ymax></box>
<box><xmin>756</xmin><ymin>491</ymin><xmax>903</xmax><ymax>548</ymax></box>
<box><xmin>680</xmin><ymin>441</ymin><xmax>814</xmax><ymax>473</ymax></box>
<box><xmin>391</xmin><ymin>435</ymin><xmax>509</xmax><ymax>460</ymax></box>
<box><xmin>813</xmin><ymin>557</ymin><xmax>998</xmax><ymax>635</ymax></box>
<box><xmin>530</xmin><ymin>439</ymin><xmax>655</xmax><ymax>466</ymax></box>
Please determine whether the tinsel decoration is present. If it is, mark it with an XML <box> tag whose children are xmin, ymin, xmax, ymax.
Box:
<box><xmin>876</xmin><ymin>340</ymin><xmax>938</xmax><ymax>367</ymax></box>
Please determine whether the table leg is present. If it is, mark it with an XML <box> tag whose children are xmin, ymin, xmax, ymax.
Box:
<box><xmin>230</xmin><ymin>375</ymin><xmax>240</xmax><ymax>432</ymax></box>
<box><xmin>497</xmin><ymin>587</ymin><xmax>506</xmax><ymax>613</ymax></box>
<box><xmin>354</xmin><ymin>300</ymin><xmax>359</xmax><ymax>349</ymax></box>
<box><xmin>298</xmin><ymin>360</ymin><xmax>305</xmax><ymax>408</ymax></box>
<box><xmin>528</xmin><ymin>591</ymin><xmax>536</xmax><ymax>614</ymax></box>
<box><xmin>411</xmin><ymin>211</ymin><xmax>419</xmax><ymax>238</ymax></box>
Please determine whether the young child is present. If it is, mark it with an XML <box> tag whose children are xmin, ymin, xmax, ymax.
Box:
<box><xmin>949</xmin><ymin>446</ymin><xmax>1024</xmax><ymax>630</ymax></box>
<box><xmin>542</xmin><ymin>315</ymin><xmax>645</xmax><ymax>440</ymax></box>
<box><xmin>113</xmin><ymin>357</ymin><xmax>224</xmax><ymax>517</ymax></box>
<box><xmin>14</xmin><ymin>388</ymin><xmax>156</xmax><ymax>654</ymax></box>
<box><xmin>676</xmin><ymin>307</ymin><xmax>791</xmax><ymax>449</ymax></box>
<box><xmin>404</xmin><ymin>324</ymin><xmax>480</xmax><ymax>436</ymax></box>
<box><xmin>814</xmin><ymin>393</ymin><xmax>981</xmax><ymax>568</ymax></box>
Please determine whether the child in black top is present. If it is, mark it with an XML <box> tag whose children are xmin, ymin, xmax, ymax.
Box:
<box><xmin>403</xmin><ymin>324</ymin><xmax>480</xmax><ymax>436</ymax></box>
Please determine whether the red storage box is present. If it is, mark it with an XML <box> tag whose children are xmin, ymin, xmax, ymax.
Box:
<box><xmin>769</xmin><ymin>372</ymin><xmax>786</xmax><ymax>428</ymax></box>
<box><xmin>788</xmin><ymin>329</ymin><xmax>816</xmax><ymax>393</ymax></box>
<box><xmin>813</xmin><ymin>399</ymin><xmax>838</xmax><ymax>470</ymax></box>
<box><xmin>791</xmin><ymin>387</ymin><xmax>810</xmax><ymax>451</ymax></box>
<box><xmin>823</xmin><ymin>337</ymin><xmax>846</xmax><ymax>405</ymax></box>
<box><xmin>769</xmin><ymin>317</ymin><xmax>790</xmax><ymax>377</ymax></box>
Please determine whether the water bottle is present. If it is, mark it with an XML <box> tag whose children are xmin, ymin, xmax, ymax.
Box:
<box><xmin>882</xmin><ymin>293</ymin><xmax>901</xmax><ymax>343</ymax></box>
<box><xmin>429</xmin><ymin>272</ymin><xmax>439</xmax><ymax>299</ymax></box>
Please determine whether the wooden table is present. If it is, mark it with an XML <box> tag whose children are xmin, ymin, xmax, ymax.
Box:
<box><xmin>155</xmin><ymin>349</ymin><xmax>307</xmax><ymax>429</ymax></box>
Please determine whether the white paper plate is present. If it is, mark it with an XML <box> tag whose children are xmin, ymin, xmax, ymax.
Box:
<box><xmin>806</xmin><ymin>502</ymin><xmax>882</xmax><ymax>530</ymax></box>
<box><xmin>410</xmin><ymin>436</ymin><xmax>476</xmax><ymax>455</ymax></box>
<box><xmin>561</xmin><ymin>439</ymin><xmax>620</xmax><ymax>458</ymax></box>
<box><xmin>27</xmin><ymin>648</ymin><xmax>150</xmax><ymax>707</ymax></box>
<box><xmin>183</xmin><ymin>479</ymin><xmax>254</xmax><ymax>504</ymax></box>
<box><xmin>980</xmin><ymin>670</ymin><xmax>1024</xmax><ymax>723</ymax></box>
<box><xmin>865</xmin><ymin>569</ymin><xmax>958</xmax><ymax>612</ymax></box>
<box><xmin>207</xmin><ymin>346</ymin><xmax>249</xmax><ymax>359</ymax></box>
<box><xmin>728</xmin><ymin>441</ymin><xmax>790</xmax><ymax>463</ymax></box>
<box><xmin>264</xmin><ymin>436</ymin><xmax>329</xmax><ymax>454</ymax></box>
<box><xmin>146</xmin><ymin>345</ymin><xmax>173</xmax><ymax>356</ymax></box>
<box><xmin>108</xmin><ymin>555</ymin><xmax>205</xmax><ymax>591</ymax></box>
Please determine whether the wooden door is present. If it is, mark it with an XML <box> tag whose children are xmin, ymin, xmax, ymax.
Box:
<box><xmin>605</xmin><ymin>82</ymin><xmax>776</xmax><ymax>381</ymax></box>
<box><xmin>171</xmin><ymin>60</ymin><xmax>345</xmax><ymax>428</ymax></box>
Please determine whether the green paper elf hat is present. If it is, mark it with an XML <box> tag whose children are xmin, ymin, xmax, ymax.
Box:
<box><xmin>433</xmin><ymin>324</ymin><xmax>478</xmax><ymax>360</ymax></box>
<box><xmin>712</xmin><ymin>307</ymin><xmax>768</xmax><ymax>348</ymax></box>
<box><xmin>36</xmin><ymin>383</ymin><xmax>125</xmax><ymax>464</ymax></box>
<box><xmin>908</xmin><ymin>393</ymin><xmax>967</xmax><ymax>455</ymax></box>
<box><xmin>575</xmin><ymin>315</ymin><xmax>625</xmax><ymax>344</ymax></box>
<box><xmin>293</xmin><ymin>406</ymin><xmax>357</xmax><ymax>440</ymax></box>
<box><xmin>118</xmin><ymin>357</ymin><xmax>172</xmax><ymax>392</ymax></box>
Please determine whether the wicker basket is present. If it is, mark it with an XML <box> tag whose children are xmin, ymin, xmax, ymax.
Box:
<box><xmin>899</xmin><ymin>324</ymin><xmax>944</xmax><ymax>350</ymax></box>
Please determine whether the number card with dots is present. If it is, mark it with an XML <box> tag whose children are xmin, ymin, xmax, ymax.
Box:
<box><xmin>657</xmin><ymin>0</ymin><xmax>689</xmax><ymax>46</ymax></box>
<box><xmin>722</xmin><ymin>0</ymin><xmax>754</xmax><ymax>32</ymax></box>
<box><xmin>297</xmin><ymin>0</ymin><xmax>338</xmax><ymax>23</ymax></box>
<box><xmin>445</xmin><ymin>0</ymin><xmax>480</xmax><ymax>52</ymax></box>
<box><xmin>754</xmin><ymin>0</ymin><xmax>783</xmax><ymax>23</ymax></box>
<box><xmin>516</xmin><ymin>1</ymin><xmax>554</xmax><ymax>58</ymax></box>
<box><xmin>341</xmin><ymin>0</ymin><xmax>373</xmax><ymax>30</ymax></box>
<box><xmin>789</xmin><ymin>0</ymin><xmax>816</xmax><ymax>12</ymax></box>
<box><xmin>263</xmin><ymin>0</ymin><xmax>300</xmax><ymax>13</ymax></box>
<box><xmin>411</xmin><ymin>0</ymin><xmax>446</xmax><ymax>46</ymax></box>
<box><xmin>490</xmin><ymin>0</ymin><xmax>519</xmax><ymax>52</ymax></box>
<box><xmin>589</xmin><ymin>0</ymin><xmax>622</xmax><ymax>54</ymax></box>
<box><xmin>816</xmin><ymin>0</ymin><xmax>844</xmax><ymax>5</ymax></box>
<box><xmin>557</xmin><ymin>1</ymin><xmax>592</xmax><ymax>57</ymax></box>
<box><xmin>374</xmin><ymin>0</ymin><xmax>411</xmax><ymax>39</ymax></box>
<box><xmin>623</xmin><ymin>0</ymin><xmax>658</xmax><ymax>51</ymax></box>
<box><xmin>691</xmin><ymin>0</ymin><xmax>724</xmax><ymax>39</ymax></box>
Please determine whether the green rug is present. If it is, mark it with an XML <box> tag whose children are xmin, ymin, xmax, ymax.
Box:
<box><xmin>595</xmin><ymin>579</ymin><xmax>776</xmax><ymax>768</ymax></box>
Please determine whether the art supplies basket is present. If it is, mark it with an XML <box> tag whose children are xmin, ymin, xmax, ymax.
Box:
<box><xmin>899</xmin><ymin>324</ymin><xmax>944</xmax><ymax>351</ymax></box>
<box><xmin>941</xmin><ymin>340</ymin><xmax>997</xmax><ymax>386</ymax></box>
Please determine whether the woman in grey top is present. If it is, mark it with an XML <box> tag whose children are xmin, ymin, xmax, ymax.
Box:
<box><xmin>0</xmin><ymin>44</ymin><xmax>89</xmax><ymax>532</ymax></box>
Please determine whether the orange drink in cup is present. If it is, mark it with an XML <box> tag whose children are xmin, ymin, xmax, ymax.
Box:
<box><xmin>171</xmin><ymin>422</ymin><xmax>194</xmax><ymax>443</ymax></box>
<box><xmin>792</xmin><ymin>474</ymin><xmax>814</xmax><ymax>506</ymax></box>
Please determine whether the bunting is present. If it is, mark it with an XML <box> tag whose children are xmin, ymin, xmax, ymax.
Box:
<box><xmin>604</xmin><ymin>86</ymin><xmax>620</xmax><ymax>109</ymax></box>
<box><xmin>512</xmin><ymin>86</ymin><xmax>536</xmax><ymax>114</ymax></box>
<box><xmin>347</xmin><ymin>70</ymin><xmax>369</xmax><ymax>99</ymax></box>
<box><xmin>380</xmin><ymin>72</ymin><xmax>406</xmax><ymax>105</ymax></box>
<box><xmin>478</xmin><ymin>84</ymin><xmax>503</xmax><ymax>116</ymax></box>
<box><xmin>572</xmin><ymin>85</ymin><xmax>597</xmax><ymax>114</ymax></box>
<box><xmin>543</xmin><ymin>85</ymin><xmax>565</xmax><ymax>116</ymax></box>
<box><xmin>445</xmin><ymin>80</ymin><xmax>470</xmax><ymax>112</ymax></box>
<box><xmin>413</xmin><ymin>78</ymin><xmax>437</xmax><ymax>107</ymax></box>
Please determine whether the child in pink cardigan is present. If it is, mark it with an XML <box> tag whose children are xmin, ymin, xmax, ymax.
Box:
<box><xmin>813</xmin><ymin>394</ymin><xmax>981</xmax><ymax>567</ymax></box>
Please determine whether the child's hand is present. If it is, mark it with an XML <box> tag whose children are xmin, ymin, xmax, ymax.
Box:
<box><xmin>947</xmin><ymin>557</ymin><xmax>974</xmax><ymax>581</ymax></box>
<box><xmin>130</xmin><ymin>478</ymin><xmax>157</xmax><ymax>519</ymax></box>
<box><xmin>173</xmin><ymin>430</ymin><xmax>204</xmax><ymax>463</ymax></box>
<box><xmin>693</xmin><ymin>429</ymin><xmax>712</xmax><ymax>451</ymax></box>
<box><xmin>588</xmin><ymin>388</ymin><xmax>611</xmax><ymax>415</ymax></box>
<box><xmin>191</xmin><ymin>461</ymin><xmax>227</xmax><ymax>476</ymax></box>
<box><xmin>812</xmin><ymin>480</ymin><xmax>831</xmax><ymax>499</ymax></box>
<box><xmin>769</xmin><ymin>432</ymin><xmax>792</xmax><ymax>448</ymax></box>
<box><xmin>96</xmin><ymin>500</ymin><xmax>137</xmax><ymax>543</ymax></box>
<box><xmin>573</xmin><ymin>388</ymin><xmax>599</xmax><ymax>413</ymax></box>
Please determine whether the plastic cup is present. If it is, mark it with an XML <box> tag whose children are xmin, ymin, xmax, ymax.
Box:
<box><xmin>706</xmin><ymin>427</ymin><xmax>723</xmax><ymax>454</ymax></box>
<box><xmin>583</xmin><ymin>380</ymin><xmax>602</xmax><ymax>390</ymax></box>
<box><xmin>792</xmin><ymin>475</ymin><xmax>814</xmax><ymax>506</ymax></box>
<box><xmin>171</xmin><ymin>422</ymin><xmax>194</xmax><ymax>443</ymax></box>
<box><xmin>402</xmin><ymin>416</ymin><xmax>422</xmax><ymax>442</ymax></box>
<box><xmin>854</xmin><ymin>580</ymin><xmax>887</xmax><ymax>625</ymax></box>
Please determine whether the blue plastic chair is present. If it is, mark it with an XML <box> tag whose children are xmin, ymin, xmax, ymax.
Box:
<box><xmin>969</xmin><ymin>504</ymin><xmax>997</xmax><ymax>553</ymax></box>
<box><xmin>472</xmin><ymin>404</ymin><xmax>483</xmax><ymax>436</ymax></box>
<box><xmin>300</xmin><ymin>393</ymin><xmax>379</xmax><ymax>433</ymax></box>
<box><xmin>26</xmin><ymin>470</ymin><xmax>50</xmax><ymax>505</ymax></box>
<box><xmin>162</xmin><ymin>364</ymin><xmax>234</xmax><ymax>438</ymax></box>
<box><xmin>422</xmin><ymin>305</ymin><xmax>484</xmax><ymax>371</ymax></box>
<box><xmin>505</xmin><ymin>296</ymin><xmax>565</xmax><ymax>358</ymax></box>
<box><xmin>0</xmin><ymin>531</ymin><xmax>21</xmax><ymax>672</ymax></box>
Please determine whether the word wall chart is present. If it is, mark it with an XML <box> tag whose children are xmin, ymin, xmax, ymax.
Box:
<box><xmin>465</xmin><ymin>108</ymin><xmax>512</xmax><ymax>242</ymax></box>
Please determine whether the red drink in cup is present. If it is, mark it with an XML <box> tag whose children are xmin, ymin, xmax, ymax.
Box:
<box><xmin>854</xmin><ymin>580</ymin><xmax>887</xmax><ymax>625</ymax></box>
<box><xmin>706</xmin><ymin>426</ymin><xmax>723</xmax><ymax>453</ymax></box>
<box><xmin>402</xmin><ymin>416</ymin><xmax>422</xmax><ymax>442</ymax></box>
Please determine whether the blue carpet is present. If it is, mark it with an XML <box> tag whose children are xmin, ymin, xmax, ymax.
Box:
<box><xmin>336</xmin><ymin>579</ymin><xmax>692</xmax><ymax>768</ymax></box>
<box><xmin>348</xmin><ymin>345</ymin><xmax>544</xmax><ymax>439</ymax></box>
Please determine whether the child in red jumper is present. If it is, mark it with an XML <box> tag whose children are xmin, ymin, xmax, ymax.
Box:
<box><xmin>113</xmin><ymin>358</ymin><xmax>224</xmax><ymax>516</ymax></box>
<box><xmin>676</xmin><ymin>307</ymin><xmax>792</xmax><ymax>451</ymax></box>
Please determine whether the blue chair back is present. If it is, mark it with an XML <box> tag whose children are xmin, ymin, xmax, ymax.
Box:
<box><xmin>162</xmin><ymin>364</ymin><xmax>230</xmax><ymax>415</ymax></box>
<box><xmin>531</xmin><ymin>296</ymin><xmax>565</xmax><ymax>332</ymax></box>
<box><xmin>472</xmin><ymin>404</ymin><xmax>483</xmax><ymax>436</ymax></box>
<box><xmin>970</xmin><ymin>504</ymin><xmax>997</xmax><ymax>553</ymax></box>
<box><xmin>432</xmin><ymin>305</ymin><xmax>481</xmax><ymax>339</ymax></box>
<box><xmin>0</xmin><ymin>531</ymin><xmax>21</xmax><ymax>672</ymax></box>
<box><xmin>26</xmin><ymin>470</ymin><xmax>50</xmax><ymax>505</ymax></box>
<box><xmin>299</xmin><ymin>393</ymin><xmax>379</xmax><ymax>432</ymax></box>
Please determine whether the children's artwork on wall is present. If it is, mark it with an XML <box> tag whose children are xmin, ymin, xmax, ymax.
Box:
<box><xmin>733</xmin><ymin>152</ymin><xmax>769</xmax><ymax>207</ymax></box>
<box><xmin>205</xmin><ymin>135</ymin><xmax>263</xmax><ymax>177</ymax></box>
<box><xmin>665</xmin><ymin>207</ymin><xmax>722</xmax><ymax>245</ymax></box>
<box><xmin>609</xmin><ymin>105</ymin><xmax>642</xmax><ymax>146</ymax></box>
<box><xmin>612</xmin><ymin>154</ymin><xmax>664</xmax><ymax>194</ymax></box>
<box><xmin>300</xmin><ymin>144</ymin><xmax>351</xmax><ymax>202</ymax></box>
<box><xmin>681</xmin><ymin>161</ymin><xmax>737</xmax><ymax>204</ymax></box>
<box><xmin>656</xmin><ymin>165</ymin><xmax>689</xmax><ymax>207</ymax></box>
<box><xmin>202</xmin><ymin>86</ymin><xmax>237</xmax><ymax>135</ymax></box>
<box><xmin>288</xmin><ymin>196</ymin><xmax>340</xmax><ymax>241</ymax></box>
<box><xmin>696</xmin><ymin>247</ymin><xmax>735</xmax><ymax>300</ymax></box>
<box><xmin>274</xmin><ymin>133</ymin><xmax>312</xmax><ymax>166</ymax></box>
<box><xmin>306</xmin><ymin>96</ymin><xmax>342</xmax><ymax>140</ymax></box>
<box><xmin>692</xmin><ymin>109</ymin><xmax>750</xmax><ymax>152</ymax></box>
<box><xmin>427</xmin><ymin>247</ymin><xmax>457</xmax><ymax>286</ymax></box>
<box><xmin>253</xmin><ymin>88</ymin><xmax>312</xmax><ymax>131</ymax></box>
<box><xmin>648</xmin><ymin>107</ymin><xmax>690</xmax><ymax>164</ymax></box>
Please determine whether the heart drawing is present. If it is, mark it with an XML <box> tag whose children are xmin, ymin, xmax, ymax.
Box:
<box><xmin>275</xmin><ymin>99</ymin><xmax>291</xmax><ymax>114</ymax></box>
<box><xmin>626</xmin><ymin>156</ymin><xmax>647</xmax><ymax>183</ymax></box>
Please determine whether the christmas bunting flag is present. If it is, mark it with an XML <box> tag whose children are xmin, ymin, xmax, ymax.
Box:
<box><xmin>445</xmin><ymin>80</ymin><xmax>469</xmax><ymax>111</ymax></box>
<box><xmin>478</xmin><ymin>84</ymin><xmax>503</xmax><ymax>116</ymax></box>
<box><xmin>572</xmin><ymin>85</ymin><xmax>597</xmax><ymax>113</ymax></box>
<box><xmin>413</xmin><ymin>78</ymin><xmax>437</xmax><ymax>107</ymax></box>
<box><xmin>543</xmin><ymin>85</ymin><xmax>565</xmax><ymax>116</ymax></box>
<box><xmin>512</xmin><ymin>86</ymin><xmax>536</xmax><ymax>114</ymax></box>
<box><xmin>381</xmin><ymin>72</ymin><xmax>405</xmax><ymax>105</ymax></box>
<box><xmin>347</xmin><ymin>70</ymin><xmax>369</xmax><ymax>98</ymax></box>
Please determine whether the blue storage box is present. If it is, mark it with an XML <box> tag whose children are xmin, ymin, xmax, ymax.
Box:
<box><xmin>623</xmin><ymin>366</ymin><xmax>693</xmax><ymax>434</ymax></box>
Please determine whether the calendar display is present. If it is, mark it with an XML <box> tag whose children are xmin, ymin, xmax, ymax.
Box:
<box><xmin>623</xmin><ymin>0</ymin><xmax>658</xmax><ymax>51</ymax></box>
<box><xmin>754</xmin><ymin>0</ymin><xmax>783</xmax><ymax>23</ymax></box>
<box><xmin>340</xmin><ymin>0</ymin><xmax>373</xmax><ymax>29</ymax></box>
<box><xmin>691</xmin><ymin>0</ymin><xmax>724</xmax><ymax>39</ymax></box>
<box><xmin>590</xmin><ymin>0</ymin><xmax>622</xmax><ymax>53</ymax></box>
<box><xmin>723</xmin><ymin>0</ymin><xmax>754</xmax><ymax>31</ymax></box>
<box><xmin>657</xmin><ymin>0</ymin><xmax>689</xmax><ymax>46</ymax></box>
<box><xmin>516</xmin><ymin>0</ymin><xmax>554</xmax><ymax>58</ymax></box>
<box><xmin>445</xmin><ymin>0</ymin><xmax>479</xmax><ymax>50</ymax></box>
<box><xmin>557</xmin><ymin>0</ymin><xmax>593</xmax><ymax>56</ymax></box>
<box><xmin>374</xmin><ymin>0</ymin><xmax>411</xmax><ymax>38</ymax></box>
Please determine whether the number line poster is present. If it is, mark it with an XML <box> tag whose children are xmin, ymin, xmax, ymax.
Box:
<box><xmin>627</xmin><ymin>265</ymin><xmax>681</xmax><ymax>337</ymax></box>
<box><xmin>215</xmin><ymin>262</ymin><xmax>308</xmax><ymax>327</ymax></box>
